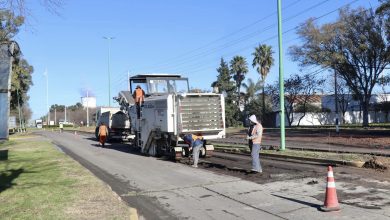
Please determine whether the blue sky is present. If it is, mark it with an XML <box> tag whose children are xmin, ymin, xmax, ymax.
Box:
<box><xmin>15</xmin><ymin>0</ymin><xmax>379</xmax><ymax>119</ymax></box>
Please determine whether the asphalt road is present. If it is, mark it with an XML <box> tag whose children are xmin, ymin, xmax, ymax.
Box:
<box><xmin>38</xmin><ymin>130</ymin><xmax>390</xmax><ymax>220</ymax></box>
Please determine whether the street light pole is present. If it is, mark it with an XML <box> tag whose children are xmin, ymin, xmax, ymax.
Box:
<box><xmin>86</xmin><ymin>90</ymin><xmax>89</xmax><ymax>127</ymax></box>
<box><xmin>103</xmin><ymin>36</ymin><xmax>114</xmax><ymax>107</ymax></box>
<box><xmin>334</xmin><ymin>70</ymin><xmax>339</xmax><ymax>134</ymax></box>
<box><xmin>44</xmin><ymin>69</ymin><xmax>49</xmax><ymax>127</ymax></box>
<box><xmin>277</xmin><ymin>0</ymin><xmax>286</xmax><ymax>151</ymax></box>
<box><xmin>128</xmin><ymin>70</ymin><xmax>130</xmax><ymax>91</ymax></box>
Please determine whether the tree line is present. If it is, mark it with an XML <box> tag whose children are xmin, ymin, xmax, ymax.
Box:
<box><xmin>2</xmin><ymin>0</ymin><xmax>63</xmax><ymax>126</ymax></box>
<box><xmin>213</xmin><ymin>2</ymin><xmax>390</xmax><ymax>127</ymax></box>
<box><xmin>5</xmin><ymin>1</ymin><xmax>390</xmax><ymax>128</ymax></box>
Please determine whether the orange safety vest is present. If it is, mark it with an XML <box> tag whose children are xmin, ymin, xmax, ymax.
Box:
<box><xmin>98</xmin><ymin>125</ymin><xmax>108</xmax><ymax>136</ymax></box>
<box><xmin>134</xmin><ymin>88</ymin><xmax>144</xmax><ymax>103</ymax></box>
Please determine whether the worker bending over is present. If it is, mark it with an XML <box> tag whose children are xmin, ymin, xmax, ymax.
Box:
<box><xmin>180</xmin><ymin>133</ymin><xmax>204</xmax><ymax>168</ymax></box>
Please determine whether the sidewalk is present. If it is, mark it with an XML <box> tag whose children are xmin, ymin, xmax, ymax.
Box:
<box><xmin>204</xmin><ymin>178</ymin><xmax>390</xmax><ymax>220</ymax></box>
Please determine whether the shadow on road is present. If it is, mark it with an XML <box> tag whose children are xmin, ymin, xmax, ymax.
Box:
<box><xmin>0</xmin><ymin>168</ymin><xmax>24</xmax><ymax>193</ymax></box>
<box><xmin>272</xmin><ymin>194</ymin><xmax>321</xmax><ymax>210</ymax></box>
<box><xmin>83</xmin><ymin>136</ymin><xmax>145</xmax><ymax>156</ymax></box>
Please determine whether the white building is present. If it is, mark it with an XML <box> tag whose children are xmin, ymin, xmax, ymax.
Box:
<box><xmin>274</xmin><ymin>93</ymin><xmax>390</xmax><ymax>126</ymax></box>
<box><xmin>321</xmin><ymin>94</ymin><xmax>390</xmax><ymax>112</ymax></box>
<box><xmin>81</xmin><ymin>96</ymin><xmax>96</xmax><ymax>108</ymax></box>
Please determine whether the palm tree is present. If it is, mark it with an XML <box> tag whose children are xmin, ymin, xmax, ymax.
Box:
<box><xmin>242</xmin><ymin>78</ymin><xmax>262</xmax><ymax>105</ymax></box>
<box><xmin>252</xmin><ymin>44</ymin><xmax>274</xmax><ymax>119</ymax></box>
<box><xmin>230</xmin><ymin>56</ymin><xmax>248</xmax><ymax>106</ymax></box>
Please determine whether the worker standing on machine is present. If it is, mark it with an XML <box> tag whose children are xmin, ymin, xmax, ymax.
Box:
<box><xmin>180</xmin><ymin>133</ymin><xmax>204</xmax><ymax>168</ymax></box>
<box><xmin>132</xmin><ymin>85</ymin><xmax>145</xmax><ymax>118</ymax></box>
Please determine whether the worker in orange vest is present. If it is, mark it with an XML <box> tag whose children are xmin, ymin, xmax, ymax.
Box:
<box><xmin>132</xmin><ymin>85</ymin><xmax>145</xmax><ymax>118</ymax></box>
<box><xmin>98</xmin><ymin>122</ymin><xmax>109</xmax><ymax>147</ymax></box>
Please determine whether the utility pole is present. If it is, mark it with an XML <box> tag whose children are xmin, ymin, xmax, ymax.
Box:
<box><xmin>128</xmin><ymin>70</ymin><xmax>130</xmax><ymax>91</ymax></box>
<box><xmin>103</xmin><ymin>36</ymin><xmax>114</xmax><ymax>107</ymax></box>
<box><xmin>54</xmin><ymin>108</ymin><xmax>57</xmax><ymax>125</ymax></box>
<box><xmin>86</xmin><ymin>90</ymin><xmax>89</xmax><ymax>127</ymax></box>
<box><xmin>277</xmin><ymin>0</ymin><xmax>286</xmax><ymax>151</ymax></box>
<box><xmin>65</xmin><ymin>106</ymin><xmax>67</xmax><ymax>123</ymax></box>
<box><xmin>44</xmin><ymin>69</ymin><xmax>49</xmax><ymax>127</ymax></box>
<box><xmin>16</xmin><ymin>88</ymin><xmax>22</xmax><ymax>132</ymax></box>
<box><xmin>334</xmin><ymin>70</ymin><xmax>339</xmax><ymax>134</ymax></box>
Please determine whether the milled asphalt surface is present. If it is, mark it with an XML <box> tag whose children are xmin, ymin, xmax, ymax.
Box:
<box><xmin>38</xmin><ymin>130</ymin><xmax>390</xmax><ymax>220</ymax></box>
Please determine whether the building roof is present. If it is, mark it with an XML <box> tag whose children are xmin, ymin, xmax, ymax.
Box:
<box><xmin>130</xmin><ymin>73</ymin><xmax>182</xmax><ymax>80</ymax></box>
<box><xmin>295</xmin><ymin>95</ymin><xmax>322</xmax><ymax>104</ymax></box>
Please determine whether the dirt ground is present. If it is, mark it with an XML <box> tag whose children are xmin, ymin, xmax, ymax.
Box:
<box><xmin>227</xmin><ymin>128</ymin><xmax>390</xmax><ymax>169</ymax></box>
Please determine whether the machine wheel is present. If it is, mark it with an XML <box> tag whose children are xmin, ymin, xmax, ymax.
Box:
<box><xmin>149</xmin><ymin>141</ymin><xmax>163</xmax><ymax>157</ymax></box>
<box><xmin>148</xmin><ymin>142</ymin><xmax>157</xmax><ymax>156</ymax></box>
<box><xmin>200</xmin><ymin>146</ymin><xmax>206</xmax><ymax>158</ymax></box>
<box><xmin>95</xmin><ymin>127</ymin><xmax>99</xmax><ymax>140</ymax></box>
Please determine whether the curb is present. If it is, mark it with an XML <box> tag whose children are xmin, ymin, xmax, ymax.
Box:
<box><xmin>209</xmin><ymin>141</ymin><xmax>390</xmax><ymax>157</ymax></box>
<box><xmin>214</xmin><ymin>147</ymin><xmax>366</xmax><ymax>168</ymax></box>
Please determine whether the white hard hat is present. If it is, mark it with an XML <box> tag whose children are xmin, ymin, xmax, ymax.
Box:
<box><xmin>249</xmin><ymin>115</ymin><xmax>258</xmax><ymax>123</ymax></box>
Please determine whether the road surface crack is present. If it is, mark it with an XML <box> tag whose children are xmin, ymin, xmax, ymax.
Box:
<box><xmin>203</xmin><ymin>187</ymin><xmax>288</xmax><ymax>220</ymax></box>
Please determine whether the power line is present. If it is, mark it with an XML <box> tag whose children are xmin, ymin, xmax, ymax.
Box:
<box><xmin>138</xmin><ymin>0</ymin><xmax>304</xmax><ymax>71</ymax></box>
<box><xmin>167</xmin><ymin>0</ymin><xmax>362</xmax><ymax>75</ymax></box>
<box><xmin>154</xmin><ymin>0</ymin><xmax>344</xmax><ymax>72</ymax></box>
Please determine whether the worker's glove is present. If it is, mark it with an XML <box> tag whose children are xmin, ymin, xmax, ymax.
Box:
<box><xmin>246</xmin><ymin>135</ymin><xmax>251</xmax><ymax>140</ymax></box>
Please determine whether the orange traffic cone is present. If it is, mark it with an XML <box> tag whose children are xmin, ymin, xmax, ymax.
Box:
<box><xmin>320</xmin><ymin>166</ymin><xmax>340</xmax><ymax>212</ymax></box>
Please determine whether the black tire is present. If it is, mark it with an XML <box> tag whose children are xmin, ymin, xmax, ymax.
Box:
<box><xmin>198</xmin><ymin>146</ymin><xmax>205</xmax><ymax>158</ymax></box>
<box><xmin>95</xmin><ymin>127</ymin><xmax>99</xmax><ymax>140</ymax></box>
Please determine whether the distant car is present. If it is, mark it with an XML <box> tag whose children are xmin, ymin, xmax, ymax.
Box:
<box><xmin>35</xmin><ymin>119</ymin><xmax>43</xmax><ymax>129</ymax></box>
<box><xmin>9</xmin><ymin>116</ymin><xmax>16</xmax><ymax>134</ymax></box>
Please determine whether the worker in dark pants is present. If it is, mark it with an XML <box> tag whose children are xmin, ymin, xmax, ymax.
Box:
<box><xmin>132</xmin><ymin>85</ymin><xmax>145</xmax><ymax>118</ymax></box>
<box><xmin>180</xmin><ymin>133</ymin><xmax>204</xmax><ymax>168</ymax></box>
<box><xmin>247</xmin><ymin>115</ymin><xmax>263</xmax><ymax>173</ymax></box>
<box><xmin>247</xmin><ymin>122</ymin><xmax>255</xmax><ymax>152</ymax></box>
<box><xmin>98</xmin><ymin>122</ymin><xmax>109</xmax><ymax>147</ymax></box>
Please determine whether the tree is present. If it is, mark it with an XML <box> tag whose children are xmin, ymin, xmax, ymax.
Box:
<box><xmin>213</xmin><ymin>58</ymin><xmax>240</xmax><ymax>127</ymax></box>
<box><xmin>252</xmin><ymin>44</ymin><xmax>274</xmax><ymax>120</ymax></box>
<box><xmin>268</xmin><ymin>73</ymin><xmax>324</xmax><ymax>126</ymax></box>
<box><xmin>68</xmin><ymin>102</ymin><xmax>83</xmax><ymax>111</ymax></box>
<box><xmin>242</xmin><ymin>78</ymin><xmax>261</xmax><ymax>106</ymax></box>
<box><xmin>376</xmin><ymin>0</ymin><xmax>390</xmax><ymax>15</ymax></box>
<box><xmin>290</xmin><ymin>8</ymin><xmax>390</xmax><ymax>127</ymax></box>
<box><xmin>230</xmin><ymin>56</ymin><xmax>248</xmax><ymax>107</ymax></box>
<box><xmin>0</xmin><ymin>0</ymin><xmax>64</xmax><ymax>17</ymax></box>
<box><xmin>335</xmin><ymin>76</ymin><xmax>353</xmax><ymax>124</ymax></box>
<box><xmin>50</xmin><ymin>104</ymin><xmax>65</xmax><ymax>112</ymax></box>
<box><xmin>0</xmin><ymin>10</ymin><xmax>24</xmax><ymax>41</ymax></box>
<box><xmin>10</xmin><ymin>58</ymin><xmax>33</xmax><ymax>110</ymax></box>
<box><xmin>2</xmin><ymin>10</ymin><xmax>34</xmax><ymax>114</ymax></box>
<box><xmin>213</xmin><ymin>58</ymin><xmax>235</xmax><ymax>96</ymax></box>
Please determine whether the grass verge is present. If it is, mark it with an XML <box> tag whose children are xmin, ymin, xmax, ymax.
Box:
<box><xmin>0</xmin><ymin>134</ymin><xmax>130</xmax><ymax>219</ymax></box>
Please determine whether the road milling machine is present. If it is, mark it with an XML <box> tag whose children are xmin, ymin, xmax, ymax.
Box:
<box><xmin>115</xmin><ymin>74</ymin><xmax>226</xmax><ymax>160</ymax></box>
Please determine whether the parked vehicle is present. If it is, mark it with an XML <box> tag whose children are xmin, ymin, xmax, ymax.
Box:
<box><xmin>95</xmin><ymin>107</ymin><xmax>132</xmax><ymax>142</ymax></box>
<box><xmin>8</xmin><ymin>116</ymin><xmax>16</xmax><ymax>134</ymax></box>
<box><xmin>35</xmin><ymin>119</ymin><xmax>43</xmax><ymax>129</ymax></box>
